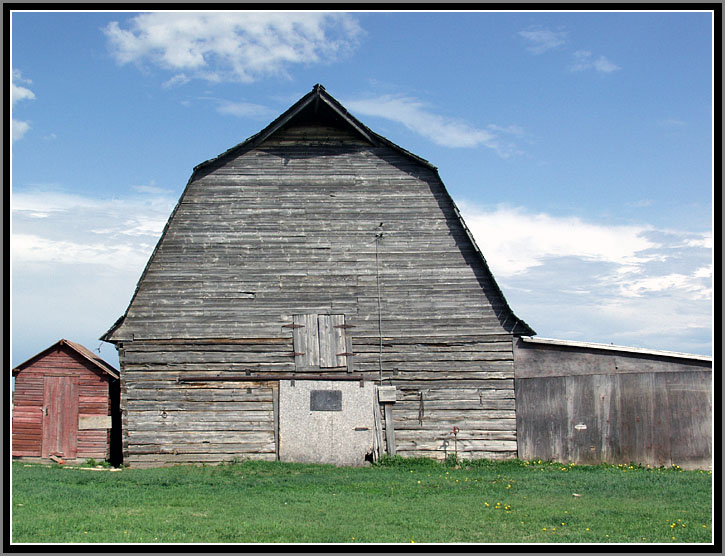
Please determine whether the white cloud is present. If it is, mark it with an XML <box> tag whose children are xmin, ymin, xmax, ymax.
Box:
<box><xmin>571</xmin><ymin>50</ymin><xmax>620</xmax><ymax>73</ymax></box>
<box><xmin>458</xmin><ymin>202</ymin><xmax>712</xmax><ymax>354</ymax></box>
<box><xmin>12</xmin><ymin>188</ymin><xmax>176</xmax><ymax>267</ymax></box>
<box><xmin>163</xmin><ymin>73</ymin><xmax>191</xmax><ymax>88</ymax></box>
<box><xmin>12</xmin><ymin>83</ymin><xmax>35</xmax><ymax>104</ymax></box>
<box><xmin>518</xmin><ymin>28</ymin><xmax>567</xmax><ymax>54</ymax></box>
<box><xmin>458</xmin><ymin>203</ymin><xmax>657</xmax><ymax>277</ymax></box>
<box><xmin>12</xmin><ymin>233</ymin><xmax>151</xmax><ymax>270</ymax></box>
<box><xmin>12</xmin><ymin>69</ymin><xmax>35</xmax><ymax>142</ymax></box>
<box><xmin>104</xmin><ymin>12</ymin><xmax>362</xmax><ymax>83</ymax></box>
<box><xmin>345</xmin><ymin>94</ymin><xmax>522</xmax><ymax>156</ymax></box>
<box><xmin>11</xmin><ymin>187</ymin><xmax>180</xmax><ymax>366</ymax></box>
<box><xmin>12</xmin><ymin>120</ymin><xmax>31</xmax><ymax>142</ymax></box>
<box><xmin>216</xmin><ymin>99</ymin><xmax>275</xmax><ymax>119</ymax></box>
<box><xmin>618</xmin><ymin>271</ymin><xmax>712</xmax><ymax>300</ymax></box>
<box><xmin>685</xmin><ymin>235</ymin><xmax>712</xmax><ymax>249</ymax></box>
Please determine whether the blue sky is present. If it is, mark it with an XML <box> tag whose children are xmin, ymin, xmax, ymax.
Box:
<box><xmin>10</xmin><ymin>9</ymin><xmax>714</xmax><ymax>369</ymax></box>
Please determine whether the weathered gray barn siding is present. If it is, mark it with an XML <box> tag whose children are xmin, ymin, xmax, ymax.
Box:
<box><xmin>514</xmin><ymin>337</ymin><xmax>712</xmax><ymax>469</ymax></box>
<box><xmin>103</xmin><ymin>86</ymin><xmax>532</xmax><ymax>467</ymax></box>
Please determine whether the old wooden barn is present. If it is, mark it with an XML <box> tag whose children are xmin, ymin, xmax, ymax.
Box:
<box><xmin>12</xmin><ymin>339</ymin><xmax>121</xmax><ymax>465</ymax></box>
<box><xmin>101</xmin><ymin>84</ymin><xmax>535</xmax><ymax>467</ymax></box>
<box><xmin>101</xmin><ymin>84</ymin><xmax>711</xmax><ymax>469</ymax></box>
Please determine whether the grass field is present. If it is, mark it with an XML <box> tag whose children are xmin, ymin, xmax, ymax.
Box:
<box><xmin>11</xmin><ymin>457</ymin><xmax>713</xmax><ymax>544</ymax></box>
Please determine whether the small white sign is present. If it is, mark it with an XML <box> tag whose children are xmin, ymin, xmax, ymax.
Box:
<box><xmin>78</xmin><ymin>415</ymin><xmax>112</xmax><ymax>430</ymax></box>
<box><xmin>377</xmin><ymin>386</ymin><xmax>397</xmax><ymax>403</ymax></box>
<box><xmin>574</xmin><ymin>424</ymin><xmax>587</xmax><ymax>431</ymax></box>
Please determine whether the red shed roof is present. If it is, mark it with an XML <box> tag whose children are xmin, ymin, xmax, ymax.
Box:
<box><xmin>12</xmin><ymin>339</ymin><xmax>119</xmax><ymax>379</ymax></box>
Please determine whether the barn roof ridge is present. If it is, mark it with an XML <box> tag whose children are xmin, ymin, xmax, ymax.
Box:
<box><xmin>13</xmin><ymin>339</ymin><xmax>119</xmax><ymax>379</ymax></box>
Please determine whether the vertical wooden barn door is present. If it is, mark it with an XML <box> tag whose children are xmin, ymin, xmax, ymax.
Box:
<box><xmin>42</xmin><ymin>376</ymin><xmax>79</xmax><ymax>459</ymax></box>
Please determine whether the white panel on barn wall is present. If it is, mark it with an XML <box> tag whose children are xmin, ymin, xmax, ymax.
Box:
<box><xmin>278</xmin><ymin>380</ymin><xmax>375</xmax><ymax>466</ymax></box>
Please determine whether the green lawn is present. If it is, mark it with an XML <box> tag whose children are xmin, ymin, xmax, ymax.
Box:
<box><xmin>11</xmin><ymin>457</ymin><xmax>713</xmax><ymax>544</ymax></box>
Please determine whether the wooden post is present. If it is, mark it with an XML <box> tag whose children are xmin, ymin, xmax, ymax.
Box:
<box><xmin>272</xmin><ymin>383</ymin><xmax>280</xmax><ymax>461</ymax></box>
<box><xmin>377</xmin><ymin>386</ymin><xmax>397</xmax><ymax>457</ymax></box>
<box><xmin>384</xmin><ymin>403</ymin><xmax>396</xmax><ymax>457</ymax></box>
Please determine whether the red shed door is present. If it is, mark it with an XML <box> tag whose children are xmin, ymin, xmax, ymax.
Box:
<box><xmin>42</xmin><ymin>376</ymin><xmax>79</xmax><ymax>459</ymax></box>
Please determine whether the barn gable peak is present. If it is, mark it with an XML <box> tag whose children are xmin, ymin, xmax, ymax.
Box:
<box><xmin>191</xmin><ymin>84</ymin><xmax>436</xmax><ymax>179</ymax></box>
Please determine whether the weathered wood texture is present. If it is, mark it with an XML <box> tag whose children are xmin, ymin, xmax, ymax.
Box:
<box><xmin>514</xmin><ymin>339</ymin><xmax>712</xmax><ymax>469</ymax></box>
<box><xmin>105</xmin><ymin>93</ymin><xmax>529</xmax><ymax>466</ymax></box>
<box><xmin>12</xmin><ymin>345</ymin><xmax>119</xmax><ymax>462</ymax></box>
<box><xmin>108</xmin><ymin>123</ymin><xmax>525</xmax><ymax>343</ymax></box>
<box><xmin>118</xmin><ymin>335</ymin><xmax>516</xmax><ymax>466</ymax></box>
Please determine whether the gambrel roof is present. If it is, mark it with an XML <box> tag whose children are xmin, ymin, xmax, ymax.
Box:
<box><xmin>102</xmin><ymin>84</ymin><xmax>534</xmax><ymax>342</ymax></box>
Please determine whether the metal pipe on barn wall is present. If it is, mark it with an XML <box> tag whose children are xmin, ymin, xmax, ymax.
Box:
<box><xmin>375</xmin><ymin>223</ymin><xmax>384</xmax><ymax>385</ymax></box>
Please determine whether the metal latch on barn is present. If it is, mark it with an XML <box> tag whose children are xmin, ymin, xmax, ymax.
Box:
<box><xmin>282</xmin><ymin>323</ymin><xmax>305</xmax><ymax>329</ymax></box>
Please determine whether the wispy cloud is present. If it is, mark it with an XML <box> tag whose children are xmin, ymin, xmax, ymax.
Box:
<box><xmin>570</xmin><ymin>50</ymin><xmax>620</xmax><ymax>73</ymax></box>
<box><xmin>12</xmin><ymin>187</ymin><xmax>176</xmax><ymax>268</ymax></box>
<box><xmin>459</xmin><ymin>204</ymin><xmax>658</xmax><ymax>277</ymax></box>
<box><xmin>11</xmin><ymin>187</ymin><xmax>180</xmax><ymax>366</ymax></box>
<box><xmin>12</xmin><ymin>69</ymin><xmax>35</xmax><ymax>142</ymax></box>
<box><xmin>345</xmin><ymin>94</ymin><xmax>523</xmax><ymax>157</ymax></box>
<box><xmin>518</xmin><ymin>29</ymin><xmax>620</xmax><ymax>74</ymax></box>
<box><xmin>104</xmin><ymin>12</ymin><xmax>363</xmax><ymax>84</ymax></box>
<box><xmin>518</xmin><ymin>28</ymin><xmax>567</xmax><ymax>54</ymax></box>
<box><xmin>658</xmin><ymin>118</ymin><xmax>687</xmax><ymax>129</ymax></box>
<box><xmin>215</xmin><ymin>99</ymin><xmax>276</xmax><ymax>119</ymax></box>
<box><xmin>459</xmin><ymin>202</ymin><xmax>712</xmax><ymax>354</ymax></box>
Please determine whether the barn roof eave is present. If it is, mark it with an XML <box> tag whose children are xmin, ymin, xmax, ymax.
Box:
<box><xmin>12</xmin><ymin>339</ymin><xmax>119</xmax><ymax>379</ymax></box>
<box><xmin>100</xmin><ymin>315</ymin><xmax>125</xmax><ymax>344</ymax></box>
<box><xmin>445</xmin><ymin>190</ymin><xmax>536</xmax><ymax>337</ymax></box>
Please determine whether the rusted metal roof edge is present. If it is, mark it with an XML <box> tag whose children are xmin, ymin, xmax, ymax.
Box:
<box><xmin>519</xmin><ymin>336</ymin><xmax>712</xmax><ymax>362</ymax></box>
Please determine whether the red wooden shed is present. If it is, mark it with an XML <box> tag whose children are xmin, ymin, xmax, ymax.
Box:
<box><xmin>12</xmin><ymin>339</ymin><xmax>121</xmax><ymax>465</ymax></box>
